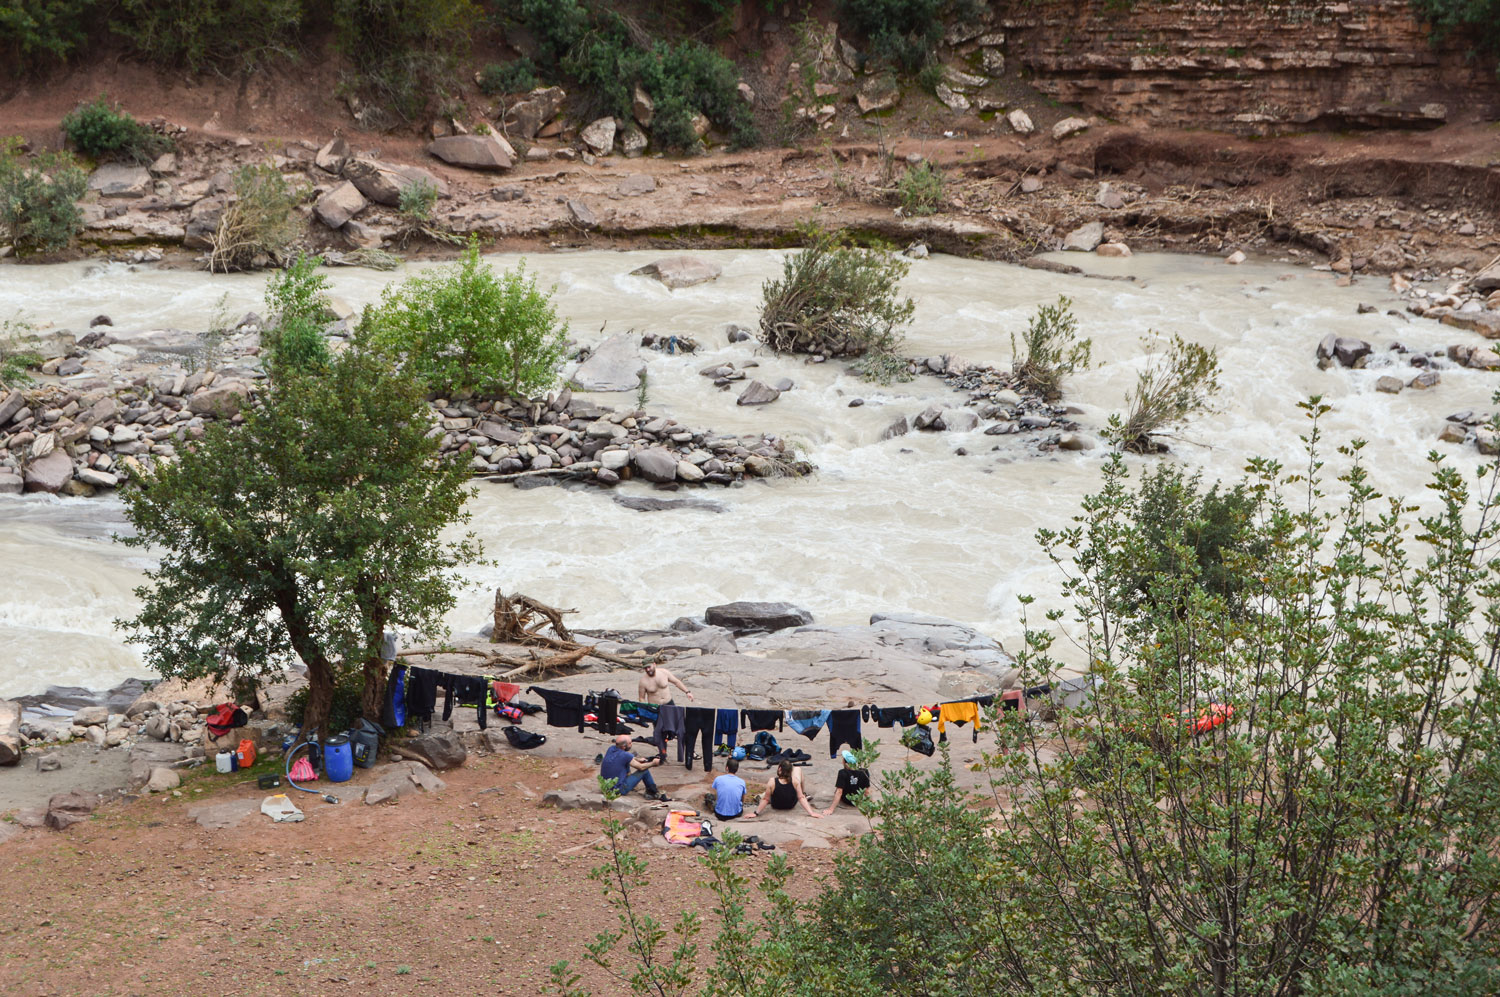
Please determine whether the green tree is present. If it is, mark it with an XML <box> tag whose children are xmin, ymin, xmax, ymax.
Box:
<box><xmin>1</xmin><ymin>0</ymin><xmax>97</xmax><ymax>73</ymax></box>
<box><xmin>113</xmin><ymin>0</ymin><xmax>304</xmax><ymax>72</ymax></box>
<box><xmin>0</xmin><ymin>138</ymin><xmax>87</xmax><ymax>256</ymax></box>
<box><xmin>115</xmin><ymin>337</ymin><xmax>480</xmax><ymax>737</ymax></box>
<box><xmin>552</xmin><ymin>398</ymin><xmax>1500</xmax><ymax>995</ymax></box>
<box><xmin>263</xmin><ymin>254</ymin><xmax>333</xmax><ymax>375</ymax></box>
<box><xmin>333</xmin><ymin>0</ymin><xmax>477</xmax><ymax>121</ymax></box>
<box><xmin>362</xmin><ymin>240</ymin><xmax>568</xmax><ymax>398</ymax></box>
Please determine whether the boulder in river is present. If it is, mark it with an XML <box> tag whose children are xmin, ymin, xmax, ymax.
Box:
<box><xmin>737</xmin><ymin>381</ymin><xmax>780</xmax><ymax>406</ymax></box>
<box><xmin>1316</xmin><ymin>335</ymin><xmax>1372</xmax><ymax>368</ymax></box>
<box><xmin>705</xmin><ymin>601</ymin><xmax>814</xmax><ymax>634</ymax></box>
<box><xmin>573</xmin><ymin>332</ymin><xmax>645</xmax><ymax>391</ymax></box>
<box><xmin>632</xmin><ymin>447</ymin><xmax>680</xmax><ymax>483</ymax></box>
<box><xmin>631</xmin><ymin>256</ymin><xmax>722</xmax><ymax>289</ymax></box>
<box><xmin>22</xmin><ymin>450</ymin><xmax>73</xmax><ymax>494</ymax></box>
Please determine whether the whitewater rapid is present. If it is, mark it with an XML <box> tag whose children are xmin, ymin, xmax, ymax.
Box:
<box><xmin>0</xmin><ymin>248</ymin><xmax>1483</xmax><ymax>696</ymax></box>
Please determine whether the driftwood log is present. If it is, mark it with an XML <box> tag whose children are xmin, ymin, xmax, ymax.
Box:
<box><xmin>392</xmin><ymin>590</ymin><xmax>640</xmax><ymax>682</ymax></box>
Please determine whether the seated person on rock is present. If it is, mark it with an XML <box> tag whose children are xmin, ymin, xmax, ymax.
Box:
<box><xmin>751</xmin><ymin>759</ymin><xmax>822</xmax><ymax>819</ymax></box>
<box><xmin>710</xmin><ymin>757</ymin><xmax>747</xmax><ymax>821</ymax></box>
<box><xmin>822</xmin><ymin>750</ymin><xmax>870</xmax><ymax>816</ymax></box>
<box><xmin>600</xmin><ymin>733</ymin><xmax>668</xmax><ymax>801</ymax></box>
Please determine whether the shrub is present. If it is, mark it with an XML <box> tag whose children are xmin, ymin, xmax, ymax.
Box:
<box><xmin>1</xmin><ymin>315</ymin><xmax>45</xmax><ymax>387</ymax></box>
<box><xmin>477</xmin><ymin>58</ymin><xmax>538</xmax><ymax>96</ymax></box>
<box><xmin>1125</xmin><ymin>464</ymin><xmax>1265</xmax><ymax>613</ymax></box>
<box><xmin>1010</xmin><ymin>295</ymin><xmax>1091</xmax><ymax>401</ymax></box>
<box><xmin>1409</xmin><ymin>0</ymin><xmax>1500</xmax><ymax>68</ymax></box>
<box><xmin>551</xmin><ymin>409</ymin><xmax>1500</xmax><ymax>995</ymax></box>
<box><xmin>896</xmin><ymin>160</ymin><xmax>942</xmax><ymax>215</ymax></box>
<box><xmin>333</xmin><ymin>0</ymin><xmax>478</xmax><ymax>121</ymax></box>
<box><xmin>759</xmin><ymin>227</ymin><xmax>914</xmax><ymax>358</ymax></box>
<box><xmin>263</xmin><ymin>255</ymin><xmax>333</xmax><ymax>375</ymax></box>
<box><xmin>837</xmin><ymin>0</ymin><xmax>943</xmax><ymax>73</ymax></box>
<box><xmin>1</xmin><ymin>0</ymin><xmax>96</xmax><ymax>73</ymax></box>
<box><xmin>514</xmin><ymin>2</ymin><xmax>758</xmax><ymax>151</ymax></box>
<box><xmin>362</xmin><ymin>240</ymin><xmax>568</xmax><ymax>398</ymax></box>
<box><xmin>0</xmin><ymin>139</ymin><xmax>87</xmax><ymax>256</ymax></box>
<box><xmin>113</xmin><ymin>0</ymin><xmax>303</xmax><ymax>73</ymax></box>
<box><xmin>60</xmin><ymin>96</ymin><xmax>172</xmax><ymax>164</ymax></box>
<box><xmin>207</xmin><ymin>163</ymin><xmax>306</xmax><ymax>273</ymax></box>
<box><xmin>1105</xmin><ymin>333</ymin><xmax>1220</xmax><ymax>452</ymax></box>
<box><xmin>397</xmin><ymin>177</ymin><xmax>439</xmax><ymax>223</ymax></box>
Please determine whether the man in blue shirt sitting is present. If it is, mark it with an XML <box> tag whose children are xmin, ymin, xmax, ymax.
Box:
<box><xmin>600</xmin><ymin>733</ymin><xmax>668</xmax><ymax>801</ymax></box>
<box><xmin>710</xmin><ymin>757</ymin><xmax>746</xmax><ymax>821</ymax></box>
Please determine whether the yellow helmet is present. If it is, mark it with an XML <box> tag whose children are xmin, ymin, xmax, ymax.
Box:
<box><xmin>917</xmin><ymin>709</ymin><xmax>933</xmax><ymax>726</ymax></box>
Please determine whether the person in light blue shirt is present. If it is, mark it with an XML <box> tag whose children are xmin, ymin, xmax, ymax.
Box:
<box><xmin>710</xmin><ymin>757</ymin><xmax>747</xmax><ymax>820</ymax></box>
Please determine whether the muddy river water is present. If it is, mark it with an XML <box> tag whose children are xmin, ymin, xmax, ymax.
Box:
<box><xmin>0</xmin><ymin>248</ymin><xmax>1483</xmax><ymax>696</ymax></box>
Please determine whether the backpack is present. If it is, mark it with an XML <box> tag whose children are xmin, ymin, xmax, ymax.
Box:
<box><xmin>205</xmin><ymin>703</ymin><xmax>247</xmax><ymax>738</ymax></box>
<box><xmin>901</xmin><ymin>725</ymin><xmax>935</xmax><ymax>757</ymax></box>
<box><xmin>503</xmin><ymin>725</ymin><xmax>546</xmax><ymax>750</ymax></box>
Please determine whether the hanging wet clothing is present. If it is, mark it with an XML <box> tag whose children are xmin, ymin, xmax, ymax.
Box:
<box><xmin>863</xmin><ymin>705</ymin><xmax>917</xmax><ymax>728</ymax></box>
<box><xmin>682</xmin><ymin>707</ymin><xmax>717</xmax><ymax>770</ymax></box>
<box><xmin>937</xmin><ymin>701</ymin><xmax>982</xmax><ymax>742</ymax></box>
<box><xmin>654</xmin><ymin>703</ymin><xmax>686</xmax><ymax>756</ymax></box>
<box><xmin>443</xmin><ymin>674</ymin><xmax>490</xmax><ymax>730</ymax></box>
<box><xmin>405</xmin><ymin>667</ymin><xmax>442</xmax><ymax>727</ymax></box>
<box><xmin>827</xmin><ymin>710</ymin><xmax>863</xmax><ymax>757</ymax></box>
<box><xmin>527</xmin><ymin>686</ymin><xmax>586</xmax><ymax>732</ymax></box>
<box><xmin>740</xmin><ymin>710</ymin><xmax>784</xmax><ymax>732</ymax></box>
<box><xmin>786</xmin><ymin>710</ymin><xmax>830</xmax><ymax>740</ymax></box>
<box><xmin>380</xmin><ymin>663</ymin><xmax>408</xmax><ymax>730</ymax></box>
<box><xmin>621</xmin><ymin>700</ymin><xmax>658</xmax><ymax>725</ymax></box>
<box><xmin>491</xmin><ymin>681</ymin><xmax>521</xmax><ymax>704</ymax></box>
<box><xmin>713</xmin><ymin>708</ymin><xmax>738</xmax><ymax>748</ymax></box>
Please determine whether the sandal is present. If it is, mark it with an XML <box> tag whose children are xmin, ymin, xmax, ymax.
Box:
<box><xmin>757</xmin><ymin>841</ymin><xmax>775</xmax><ymax>851</ymax></box>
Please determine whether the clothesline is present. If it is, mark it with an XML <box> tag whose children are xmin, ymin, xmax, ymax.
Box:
<box><xmin>522</xmin><ymin>686</ymin><xmax>1028</xmax><ymax>768</ymax></box>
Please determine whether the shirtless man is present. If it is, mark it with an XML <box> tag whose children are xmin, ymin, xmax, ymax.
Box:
<box><xmin>637</xmin><ymin>661</ymin><xmax>694</xmax><ymax>705</ymax></box>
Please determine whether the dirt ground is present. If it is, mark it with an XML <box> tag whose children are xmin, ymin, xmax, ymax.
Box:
<box><xmin>0</xmin><ymin>748</ymin><xmax>854</xmax><ymax>997</ymax></box>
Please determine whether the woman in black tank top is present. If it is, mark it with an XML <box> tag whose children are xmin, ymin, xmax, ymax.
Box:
<box><xmin>752</xmin><ymin>760</ymin><xmax>822</xmax><ymax>818</ymax></box>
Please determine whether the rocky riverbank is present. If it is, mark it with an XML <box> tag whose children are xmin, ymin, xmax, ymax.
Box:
<box><xmin>0</xmin><ymin>600</ymin><xmax>1028</xmax><ymax>840</ymax></box>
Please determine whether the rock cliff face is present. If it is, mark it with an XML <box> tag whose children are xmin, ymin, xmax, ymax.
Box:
<box><xmin>997</xmin><ymin>0</ymin><xmax>1500</xmax><ymax>131</ymax></box>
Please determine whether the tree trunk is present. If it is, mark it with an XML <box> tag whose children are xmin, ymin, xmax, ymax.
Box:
<box><xmin>301</xmin><ymin>654</ymin><xmax>336</xmax><ymax>743</ymax></box>
<box><xmin>361</xmin><ymin>656</ymin><xmax>388</xmax><ymax>725</ymax></box>
<box><xmin>273</xmin><ymin>579</ymin><xmax>336</xmax><ymax>743</ymax></box>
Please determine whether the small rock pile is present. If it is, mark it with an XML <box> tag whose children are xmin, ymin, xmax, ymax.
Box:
<box><xmin>872</xmin><ymin>353</ymin><xmax>1086</xmax><ymax>449</ymax></box>
<box><xmin>451</xmin><ymin>388</ymin><xmax>811</xmax><ymax>486</ymax></box>
<box><xmin>16</xmin><ymin>695</ymin><xmax>214</xmax><ymax>752</ymax></box>
<box><xmin>0</xmin><ymin>364</ymin><xmax>255</xmax><ymax>496</ymax></box>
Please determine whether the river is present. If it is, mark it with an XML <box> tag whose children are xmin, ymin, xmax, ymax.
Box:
<box><xmin>0</xmin><ymin>248</ymin><xmax>1482</xmax><ymax>697</ymax></box>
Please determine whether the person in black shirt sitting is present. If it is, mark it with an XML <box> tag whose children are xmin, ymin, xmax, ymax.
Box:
<box><xmin>822</xmin><ymin>750</ymin><xmax>870</xmax><ymax>816</ymax></box>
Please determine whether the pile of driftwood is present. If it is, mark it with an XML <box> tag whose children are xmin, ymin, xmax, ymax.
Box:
<box><xmin>396</xmin><ymin>589</ymin><xmax>638</xmax><ymax>680</ymax></box>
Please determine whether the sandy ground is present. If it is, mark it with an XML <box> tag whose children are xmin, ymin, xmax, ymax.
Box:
<box><xmin>0</xmin><ymin>747</ymin><xmax>856</xmax><ymax>997</ymax></box>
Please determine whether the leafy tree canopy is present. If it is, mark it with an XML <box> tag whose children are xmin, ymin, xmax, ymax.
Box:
<box><xmin>116</xmin><ymin>334</ymin><xmax>479</xmax><ymax>737</ymax></box>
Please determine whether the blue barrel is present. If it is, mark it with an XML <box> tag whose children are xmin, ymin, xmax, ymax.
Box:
<box><xmin>323</xmin><ymin>734</ymin><xmax>354</xmax><ymax>783</ymax></box>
